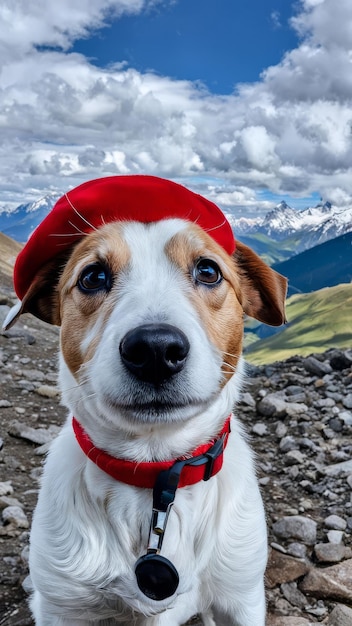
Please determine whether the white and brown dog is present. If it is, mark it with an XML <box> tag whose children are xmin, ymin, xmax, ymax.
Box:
<box><xmin>4</xmin><ymin>176</ymin><xmax>287</xmax><ymax>626</ymax></box>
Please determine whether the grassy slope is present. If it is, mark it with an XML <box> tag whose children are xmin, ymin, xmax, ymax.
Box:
<box><xmin>0</xmin><ymin>232</ymin><xmax>22</xmax><ymax>284</ymax></box>
<box><xmin>245</xmin><ymin>283</ymin><xmax>352</xmax><ymax>365</ymax></box>
<box><xmin>238</xmin><ymin>233</ymin><xmax>298</xmax><ymax>265</ymax></box>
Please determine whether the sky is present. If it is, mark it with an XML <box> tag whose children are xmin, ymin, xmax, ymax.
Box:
<box><xmin>0</xmin><ymin>0</ymin><xmax>352</xmax><ymax>215</ymax></box>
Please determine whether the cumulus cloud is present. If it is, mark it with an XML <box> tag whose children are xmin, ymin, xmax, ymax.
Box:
<box><xmin>0</xmin><ymin>0</ymin><xmax>352</xmax><ymax>213</ymax></box>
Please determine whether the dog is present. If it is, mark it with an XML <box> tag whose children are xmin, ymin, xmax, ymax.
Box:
<box><xmin>4</xmin><ymin>176</ymin><xmax>287</xmax><ymax>626</ymax></box>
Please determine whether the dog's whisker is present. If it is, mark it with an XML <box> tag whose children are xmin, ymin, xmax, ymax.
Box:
<box><xmin>64</xmin><ymin>192</ymin><xmax>99</xmax><ymax>232</ymax></box>
<box><xmin>222</xmin><ymin>350</ymin><xmax>240</xmax><ymax>361</ymax></box>
<box><xmin>222</xmin><ymin>361</ymin><xmax>237</xmax><ymax>373</ymax></box>
<box><xmin>49</xmin><ymin>232</ymin><xmax>88</xmax><ymax>238</ymax></box>
<box><xmin>204</xmin><ymin>218</ymin><xmax>227</xmax><ymax>233</ymax></box>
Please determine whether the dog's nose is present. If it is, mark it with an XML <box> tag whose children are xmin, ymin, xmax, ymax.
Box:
<box><xmin>119</xmin><ymin>323</ymin><xmax>190</xmax><ymax>385</ymax></box>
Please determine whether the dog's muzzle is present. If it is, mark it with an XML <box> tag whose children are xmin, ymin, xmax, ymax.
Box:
<box><xmin>119</xmin><ymin>323</ymin><xmax>190</xmax><ymax>386</ymax></box>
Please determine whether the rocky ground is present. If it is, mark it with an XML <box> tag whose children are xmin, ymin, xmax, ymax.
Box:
<box><xmin>0</xmin><ymin>284</ymin><xmax>352</xmax><ymax>626</ymax></box>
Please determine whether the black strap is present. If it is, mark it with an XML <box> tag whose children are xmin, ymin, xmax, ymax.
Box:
<box><xmin>153</xmin><ymin>433</ymin><xmax>226</xmax><ymax>512</ymax></box>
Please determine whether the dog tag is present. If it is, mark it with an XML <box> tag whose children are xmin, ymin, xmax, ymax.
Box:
<box><xmin>135</xmin><ymin>553</ymin><xmax>179</xmax><ymax>600</ymax></box>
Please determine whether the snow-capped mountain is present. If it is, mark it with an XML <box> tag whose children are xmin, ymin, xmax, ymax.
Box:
<box><xmin>1</xmin><ymin>193</ymin><xmax>351</xmax><ymax>255</ymax></box>
<box><xmin>0</xmin><ymin>194</ymin><xmax>59</xmax><ymax>242</ymax></box>
<box><xmin>227</xmin><ymin>200</ymin><xmax>352</xmax><ymax>253</ymax></box>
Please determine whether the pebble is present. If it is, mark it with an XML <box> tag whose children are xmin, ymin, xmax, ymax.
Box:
<box><xmin>0</xmin><ymin>481</ymin><xmax>13</xmax><ymax>496</ymax></box>
<box><xmin>286</xmin><ymin>542</ymin><xmax>307</xmax><ymax>559</ymax></box>
<box><xmin>327</xmin><ymin>530</ymin><xmax>344</xmax><ymax>544</ymax></box>
<box><xmin>35</xmin><ymin>384</ymin><xmax>60</xmax><ymax>398</ymax></box>
<box><xmin>279</xmin><ymin>435</ymin><xmax>298</xmax><ymax>452</ymax></box>
<box><xmin>275</xmin><ymin>422</ymin><xmax>288</xmax><ymax>438</ymax></box>
<box><xmin>2</xmin><ymin>505</ymin><xmax>29</xmax><ymax>528</ymax></box>
<box><xmin>252</xmin><ymin>422</ymin><xmax>268</xmax><ymax>436</ymax></box>
<box><xmin>284</xmin><ymin>450</ymin><xmax>305</xmax><ymax>465</ymax></box>
<box><xmin>0</xmin><ymin>399</ymin><xmax>12</xmax><ymax>408</ymax></box>
<box><xmin>342</xmin><ymin>393</ymin><xmax>352</xmax><ymax>409</ymax></box>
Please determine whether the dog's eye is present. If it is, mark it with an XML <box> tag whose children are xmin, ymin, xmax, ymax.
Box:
<box><xmin>77</xmin><ymin>263</ymin><xmax>111</xmax><ymax>293</ymax></box>
<box><xmin>193</xmin><ymin>258</ymin><xmax>222</xmax><ymax>286</ymax></box>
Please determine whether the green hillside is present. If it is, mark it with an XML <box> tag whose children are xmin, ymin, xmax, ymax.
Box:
<box><xmin>273</xmin><ymin>231</ymin><xmax>352</xmax><ymax>295</ymax></box>
<box><xmin>245</xmin><ymin>283</ymin><xmax>352</xmax><ymax>365</ymax></box>
<box><xmin>238</xmin><ymin>233</ymin><xmax>298</xmax><ymax>265</ymax></box>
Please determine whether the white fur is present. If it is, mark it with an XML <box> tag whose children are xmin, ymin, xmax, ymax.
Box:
<box><xmin>29</xmin><ymin>220</ymin><xmax>267</xmax><ymax>625</ymax></box>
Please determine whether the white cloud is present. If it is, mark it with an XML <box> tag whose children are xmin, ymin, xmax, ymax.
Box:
<box><xmin>0</xmin><ymin>0</ymin><xmax>352</xmax><ymax>213</ymax></box>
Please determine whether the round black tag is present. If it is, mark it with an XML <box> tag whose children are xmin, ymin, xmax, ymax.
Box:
<box><xmin>135</xmin><ymin>554</ymin><xmax>179</xmax><ymax>601</ymax></box>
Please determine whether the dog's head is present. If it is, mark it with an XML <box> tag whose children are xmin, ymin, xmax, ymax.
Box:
<box><xmin>4</xmin><ymin>176</ymin><xmax>287</xmax><ymax>440</ymax></box>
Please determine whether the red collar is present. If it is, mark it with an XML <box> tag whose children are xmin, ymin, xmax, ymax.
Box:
<box><xmin>72</xmin><ymin>416</ymin><xmax>231</xmax><ymax>489</ymax></box>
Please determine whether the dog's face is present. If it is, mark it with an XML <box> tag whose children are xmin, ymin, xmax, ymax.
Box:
<box><xmin>8</xmin><ymin>218</ymin><xmax>286</xmax><ymax>438</ymax></box>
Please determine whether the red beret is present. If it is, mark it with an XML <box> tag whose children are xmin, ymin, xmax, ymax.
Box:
<box><xmin>14</xmin><ymin>175</ymin><xmax>235</xmax><ymax>300</ymax></box>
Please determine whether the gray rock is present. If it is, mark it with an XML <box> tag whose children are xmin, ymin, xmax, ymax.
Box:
<box><xmin>339</xmin><ymin>411</ymin><xmax>352</xmax><ymax>426</ymax></box>
<box><xmin>279</xmin><ymin>436</ymin><xmax>298</xmax><ymax>452</ymax></box>
<box><xmin>284</xmin><ymin>450</ymin><xmax>305</xmax><ymax>465</ymax></box>
<box><xmin>0</xmin><ymin>481</ymin><xmax>13</xmax><ymax>496</ymax></box>
<box><xmin>342</xmin><ymin>394</ymin><xmax>352</xmax><ymax>410</ymax></box>
<box><xmin>257</xmin><ymin>393</ymin><xmax>288</xmax><ymax>417</ymax></box>
<box><xmin>303</xmin><ymin>356</ymin><xmax>332</xmax><ymax>376</ymax></box>
<box><xmin>321</xmin><ymin>460</ymin><xmax>352</xmax><ymax>477</ymax></box>
<box><xmin>276</xmin><ymin>422</ymin><xmax>288</xmax><ymax>438</ymax></box>
<box><xmin>324</xmin><ymin>515</ymin><xmax>347</xmax><ymax>531</ymax></box>
<box><xmin>8</xmin><ymin>420</ymin><xmax>60</xmax><ymax>445</ymax></box>
<box><xmin>327</xmin><ymin>530</ymin><xmax>344</xmax><ymax>544</ymax></box>
<box><xmin>2</xmin><ymin>505</ymin><xmax>29</xmax><ymax>528</ymax></box>
<box><xmin>329</xmin><ymin>417</ymin><xmax>344</xmax><ymax>432</ymax></box>
<box><xmin>0</xmin><ymin>495</ymin><xmax>24</xmax><ymax>510</ymax></box>
<box><xmin>314</xmin><ymin>542</ymin><xmax>345</xmax><ymax>563</ymax></box>
<box><xmin>252</xmin><ymin>423</ymin><xmax>268</xmax><ymax>436</ymax></box>
<box><xmin>329</xmin><ymin>349</ymin><xmax>352</xmax><ymax>371</ymax></box>
<box><xmin>21</xmin><ymin>368</ymin><xmax>46</xmax><ymax>381</ymax></box>
<box><xmin>280</xmin><ymin>581</ymin><xmax>308</xmax><ymax>609</ymax></box>
<box><xmin>0</xmin><ymin>399</ymin><xmax>12</xmax><ymax>408</ymax></box>
<box><xmin>240</xmin><ymin>392</ymin><xmax>255</xmax><ymax>407</ymax></box>
<box><xmin>327</xmin><ymin>604</ymin><xmax>352</xmax><ymax>625</ymax></box>
<box><xmin>286</xmin><ymin>542</ymin><xmax>307</xmax><ymax>559</ymax></box>
<box><xmin>35</xmin><ymin>384</ymin><xmax>60</xmax><ymax>398</ymax></box>
<box><xmin>272</xmin><ymin>515</ymin><xmax>317</xmax><ymax>545</ymax></box>
<box><xmin>286</xmin><ymin>402</ymin><xmax>309</xmax><ymax>416</ymax></box>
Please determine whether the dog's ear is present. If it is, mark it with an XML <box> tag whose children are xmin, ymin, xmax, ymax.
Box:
<box><xmin>234</xmin><ymin>240</ymin><xmax>287</xmax><ymax>326</ymax></box>
<box><xmin>2</xmin><ymin>258</ymin><xmax>64</xmax><ymax>330</ymax></box>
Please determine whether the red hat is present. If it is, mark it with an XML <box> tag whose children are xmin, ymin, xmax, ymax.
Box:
<box><xmin>14</xmin><ymin>175</ymin><xmax>235</xmax><ymax>300</ymax></box>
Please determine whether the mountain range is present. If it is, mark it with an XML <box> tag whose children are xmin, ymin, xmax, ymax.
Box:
<box><xmin>273</xmin><ymin>231</ymin><xmax>352</xmax><ymax>296</ymax></box>
<box><xmin>1</xmin><ymin>195</ymin><xmax>351</xmax><ymax>256</ymax></box>
<box><xmin>228</xmin><ymin>200</ymin><xmax>352</xmax><ymax>264</ymax></box>
<box><xmin>0</xmin><ymin>194</ymin><xmax>60</xmax><ymax>242</ymax></box>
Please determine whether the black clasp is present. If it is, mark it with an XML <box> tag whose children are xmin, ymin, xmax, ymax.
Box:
<box><xmin>135</xmin><ymin>430</ymin><xmax>228</xmax><ymax>600</ymax></box>
<box><xmin>203</xmin><ymin>433</ymin><xmax>226</xmax><ymax>481</ymax></box>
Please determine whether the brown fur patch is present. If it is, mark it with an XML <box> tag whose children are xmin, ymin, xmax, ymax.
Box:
<box><xmin>166</xmin><ymin>225</ymin><xmax>244</xmax><ymax>384</ymax></box>
<box><xmin>58</xmin><ymin>224</ymin><xmax>130</xmax><ymax>376</ymax></box>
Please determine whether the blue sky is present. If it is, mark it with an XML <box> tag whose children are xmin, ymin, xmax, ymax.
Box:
<box><xmin>73</xmin><ymin>1</ymin><xmax>299</xmax><ymax>94</ymax></box>
<box><xmin>0</xmin><ymin>0</ymin><xmax>352</xmax><ymax>214</ymax></box>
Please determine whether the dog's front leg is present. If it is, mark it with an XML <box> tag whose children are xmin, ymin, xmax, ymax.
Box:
<box><xmin>30</xmin><ymin>591</ymin><xmax>121</xmax><ymax>626</ymax></box>
<box><xmin>212</xmin><ymin>582</ymin><xmax>266</xmax><ymax>626</ymax></box>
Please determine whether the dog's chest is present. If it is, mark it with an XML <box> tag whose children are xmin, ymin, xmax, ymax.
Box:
<box><xmin>34</xmin><ymin>428</ymin><xmax>213</xmax><ymax>616</ymax></box>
